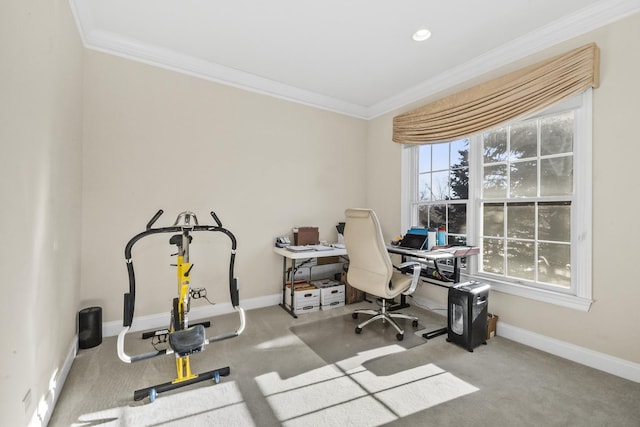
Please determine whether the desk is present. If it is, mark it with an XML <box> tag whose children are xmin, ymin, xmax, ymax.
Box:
<box><xmin>386</xmin><ymin>245</ymin><xmax>479</xmax><ymax>339</ymax></box>
<box><xmin>273</xmin><ymin>246</ymin><xmax>347</xmax><ymax>318</ymax></box>
<box><xmin>274</xmin><ymin>244</ymin><xmax>478</xmax><ymax>319</ymax></box>
<box><xmin>386</xmin><ymin>245</ymin><xmax>479</xmax><ymax>284</ymax></box>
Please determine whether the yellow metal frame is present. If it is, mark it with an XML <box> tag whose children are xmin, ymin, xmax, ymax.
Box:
<box><xmin>172</xmin><ymin>254</ymin><xmax>197</xmax><ymax>383</ymax></box>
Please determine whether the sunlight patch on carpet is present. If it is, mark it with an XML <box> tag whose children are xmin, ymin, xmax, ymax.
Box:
<box><xmin>254</xmin><ymin>334</ymin><xmax>304</xmax><ymax>350</ymax></box>
<box><xmin>72</xmin><ymin>381</ymin><xmax>255</xmax><ymax>427</ymax></box>
<box><xmin>255</xmin><ymin>344</ymin><xmax>478</xmax><ymax>426</ymax></box>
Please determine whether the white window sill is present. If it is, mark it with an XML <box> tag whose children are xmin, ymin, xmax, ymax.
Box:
<box><xmin>462</xmin><ymin>273</ymin><xmax>593</xmax><ymax>312</ymax></box>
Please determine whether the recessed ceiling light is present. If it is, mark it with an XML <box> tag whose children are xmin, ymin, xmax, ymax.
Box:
<box><xmin>412</xmin><ymin>28</ymin><xmax>431</xmax><ymax>42</ymax></box>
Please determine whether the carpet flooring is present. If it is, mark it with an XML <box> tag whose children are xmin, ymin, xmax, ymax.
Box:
<box><xmin>49</xmin><ymin>301</ymin><xmax>640</xmax><ymax>426</ymax></box>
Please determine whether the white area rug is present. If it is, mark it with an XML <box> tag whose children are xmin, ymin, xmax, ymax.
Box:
<box><xmin>71</xmin><ymin>345</ymin><xmax>477</xmax><ymax>426</ymax></box>
<box><xmin>255</xmin><ymin>344</ymin><xmax>478</xmax><ymax>427</ymax></box>
<box><xmin>72</xmin><ymin>381</ymin><xmax>256</xmax><ymax>427</ymax></box>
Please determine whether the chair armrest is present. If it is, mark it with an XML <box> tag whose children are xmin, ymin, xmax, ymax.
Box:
<box><xmin>398</xmin><ymin>261</ymin><xmax>422</xmax><ymax>295</ymax></box>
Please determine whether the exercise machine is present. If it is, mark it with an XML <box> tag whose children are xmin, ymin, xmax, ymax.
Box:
<box><xmin>117</xmin><ymin>209</ymin><xmax>245</xmax><ymax>402</ymax></box>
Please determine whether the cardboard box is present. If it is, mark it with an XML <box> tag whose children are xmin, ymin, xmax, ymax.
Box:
<box><xmin>311</xmin><ymin>279</ymin><xmax>341</xmax><ymax>289</ymax></box>
<box><xmin>317</xmin><ymin>256</ymin><xmax>340</xmax><ymax>265</ymax></box>
<box><xmin>285</xmin><ymin>283</ymin><xmax>320</xmax><ymax>314</ymax></box>
<box><xmin>320</xmin><ymin>285</ymin><xmax>346</xmax><ymax>306</ymax></box>
<box><xmin>288</xmin><ymin>263</ymin><xmax>343</xmax><ymax>283</ymax></box>
<box><xmin>292</xmin><ymin>304</ymin><xmax>320</xmax><ymax>314</ymax></box>
<box><xmin>312</xmin><ymin>280</ymin><xmax>345</xmax><ymax>308</ymax></box>
<box><xmin>341</xmin><ymin>271</ymin><xmax>365</xmax><ymax>304</ymax></box>
<box><xmin>321</xmin><ymin>300</ymin><xmax>345</xmax><ymax>310</ymax></box>
<box><xmin>294</xmin><ymin>227</ymin><xmax>319</xmax><ymax>245</ymax></box>
<box><xmin>487</xmin><ymin>313</ymin><xmax>499</xmax><ymax>339</ymax></box>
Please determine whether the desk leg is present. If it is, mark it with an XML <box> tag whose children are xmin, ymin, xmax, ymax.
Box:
<box><xmin>388</xmin><ymin>294</ymin><xmax>410</xmax><ymax>311</ymax></box>
<box><xmin>453</xmin><ymin>257</ymin><xmax>460</xmax><ymax>283</ymax></box>
<box><xmin>423</xmin><ymin>257</ymin><xmax>463</xmax><ymax>340</ymax></box>
<box><xmin>279</xmin><ymin>257</ymin><xmax>298</xmax><ymax>318</ymax></box>
<box><xmin>423</xmin><ymin>327</ymin><xmax>448</xmax><ymax>340</ymax></box>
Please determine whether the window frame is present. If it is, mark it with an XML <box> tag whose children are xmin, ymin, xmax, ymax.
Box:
<box><xmin>413</xmin><ymin>139</ymin><xmax>470</xmax><ymax>244</ymax></box>
<box><xmin>401</xmin><ymin>90</ymin><xmax>592</xmax><ymax>311</ymax></box>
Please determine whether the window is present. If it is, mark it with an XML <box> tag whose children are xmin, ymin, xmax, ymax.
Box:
<box><xmin>415</xmin><ymin>139</ymin><xmax>469</xmax><ymax>246</ymax></box>
<box><xmin>402</xmin><ymin>91</ymin><xmax>592</xmax><ymax>311</ymax></box>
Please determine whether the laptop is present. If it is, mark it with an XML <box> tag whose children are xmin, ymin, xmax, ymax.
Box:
<box><xmin>398</xmin><ymin>233</ymin><xmax>427</xmax><ymax>250</ymax></box>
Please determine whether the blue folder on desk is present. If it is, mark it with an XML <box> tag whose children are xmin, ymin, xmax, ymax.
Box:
<box><xmin>408</xmin><ymin>227</ymin><xmax>428</xmax><ymax>236</ymax></box>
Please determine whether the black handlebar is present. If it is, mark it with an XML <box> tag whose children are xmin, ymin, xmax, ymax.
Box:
<box><xmin>146</xmin><ymin>209</ymin><xmax>164</xmax><ymax>229</ymax></box>
<box><xmin>123</xmin><ymin>210</ymin><xmax>238</xmax><ymax>327</ymax></box>
<box><xmin>210</xmin><ymin>211</ymin><xmax>222</xmax><ymax>227</ymax></box>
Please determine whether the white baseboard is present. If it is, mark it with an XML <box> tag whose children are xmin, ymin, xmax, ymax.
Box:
<box><xmin>411</xmin><ymin>294</ymin><xmax>640</xmax><ymax>383</ymax></box>
<box><xmin>103</xmin><ymin>293</ymin><xmax>282</xmax><ymax>337</ymax></box>
<box><xmin>497</xmin><ymin>322</ymin><xmax>640</xmax><ymax>383</ymax></box>
<box><xmin>30</xmin><ymin>336</ymin><xmax>77</xmax><ymax>427</ymax></box>
<box><xmin>102</xmin><ymin>293</ymin><xmax>640</xmax><ymax>383</ymax></box>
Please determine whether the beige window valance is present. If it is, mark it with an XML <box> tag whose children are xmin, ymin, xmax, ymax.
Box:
<box><xmin>392</xmin><ymin>43</ymin><xmax>600</xmax><ymax>144</ymax></box>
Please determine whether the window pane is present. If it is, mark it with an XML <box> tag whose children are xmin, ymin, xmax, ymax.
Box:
<box><xmin>451</xmin><ymin>139</ymin><xmax>469</xmax><ymax>167</ymax></box>
<box><xmin>541</xmin><ymin>112</ymin><xmax>573</xmax><ymax>155</ymax></box>
<box><xmin>419</xmin><ymin>204</ymin><xmax>449</xmax><ymax>229</ymax></box>
<box><xmin>510</xmin><ymin>120</ymin><xmax>537</xmax><ymax>160</ymax></box>
<box><xmin>538</xmin><ymin>202</ymin><xmax>570</xmax><ymax>242</ymax></box>
<box><xmin>483</xmin><ymin>164</ymin><xmax>507</xmax><ymax>198</ymax></box>
<box><xmin>540</xmin><ymin>157</ymin><xmax>573</xmax><ymax>196</ymax></box>
<box><xmin>538</xmin><ymin>242</ymin><xmax>571</xmax><ymax>287</ymax></box>
<box><xmin>428</xmin><ymin>204</ymin><xmax>446</xmax><ymax>229</ymax></box>
<box><xmin>432</xmin><ymin>143</ymin><xmax>449</xmax><ymax>171</ymax></box>
<box><xmin>448</xmin><ymin>204</ymin><xmax>466</xmax><ymax>234</ymax></box>
<box><xmin>416</xmin><ymin>141</ymin><xmax>468</xmax><ymax>247</ymax></box>
<box><xmin>419</xmin><ymin>145</ymin><xmax>431</xmax><ymax>173</ymax></box>
<box><xmin>417</xmin><ymin>205</ymin><xmax>428</xmax><ymax>227</ymax></box>
<box><xmin>418</xmin><ymin>172</ymin><xmax>431</xmax><ymax>201</ymax></box>
<box><xmin>483</xmin><ymin>127</ymin><xmax>507</xmax><ymax>163</ymax></box>
<box><xmin>483</xmin><ymin>203</ymin><xmax>504</xmax><ymax>237</ymax></box>
<box><xmin>510</xmin><ymin>160</ymin><xmax>537</xmax><ymax>197</ymax></box>
<box><xmin>483</xmin><ymin>238</ymin><xmax>504</xmax><ymax>274</ymax></box>
<box><xmin>449</xmin><ymin>234</ymin><xmax>467</xmax><ymax>246</ymax></box>
<box><xmin>506</xmin><ymin>240</ymin><xmax>535</xmax><ymax>280</ymax></box>
<box><xmin>432</xmin><ymin>170</ymin><xmax>449</xmax><ymax>200</ymax></box>
<box><xmin>507</xmin><ymin>203</ymin><xmax>534</xmax><ymax>239</ymax></box>
<box><xmin>450</xmin><ymin>167</ymin><xmax>469</xmax><ymax>200</ymax></box>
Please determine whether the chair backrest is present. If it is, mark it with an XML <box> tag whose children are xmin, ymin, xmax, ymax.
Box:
<box><xmin>344</xmin><ymin>208</ymin><xmax>394</xmax><ymax>297</ymax></box>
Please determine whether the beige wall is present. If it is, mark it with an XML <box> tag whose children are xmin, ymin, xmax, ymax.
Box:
<box><xmin>0</xmin><ymin>0</ymin><xmax>83</xmax><ymax>425</ymax></box>
<box><xmin>2</xmin><ymin>3</ymin><xmax>638</xmax><ymax>424</ymax></box>
<box><xmin>366</xmin><ymin>13</ymin><xmax>640</xmax><ymax>364</ymax></box>
<box><xmin>80</xmin><ymin>51</ymin><xmax>367</xmax><ymax>322</ymax></box>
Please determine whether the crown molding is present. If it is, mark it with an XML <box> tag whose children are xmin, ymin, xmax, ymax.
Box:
<box><xmin>70</xmin><ymin>0</ymin><xmax>640</xmax><ymax>120</ymax></box>
<box><xmin>85</xmin><ymin>28</ymin><xmax>370</xmax><ymax>119</ymax></box>
<box><xmin>367</xmin><ymin>0</ymin><xmax>640</xmax><ymax>118</ymax></box>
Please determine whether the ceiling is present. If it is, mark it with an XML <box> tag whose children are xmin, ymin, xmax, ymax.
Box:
<box><xmin>70</xmin><ymin>0</ymin><xmax>639</xmax><ymax>119</ymax></box>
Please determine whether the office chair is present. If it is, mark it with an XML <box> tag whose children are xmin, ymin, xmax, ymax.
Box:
<box><xmin>344</xmin><ymin>208</ymin><xmax>422</xmax><ymax>341</ymax></box>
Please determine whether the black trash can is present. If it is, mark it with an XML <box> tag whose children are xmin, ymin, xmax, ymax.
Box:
<box><xmin>78</xmin><ymin>306</ymin><xmax>102</xmax><ymax>349</ymax></box>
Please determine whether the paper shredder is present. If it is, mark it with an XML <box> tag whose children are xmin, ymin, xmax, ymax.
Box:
<box><xmin>447</xmin><ymin>281</ymin><xmax>490</xmax><ymax>352</ymax></box>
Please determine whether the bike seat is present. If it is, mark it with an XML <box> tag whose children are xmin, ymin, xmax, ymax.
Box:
<box><xmin>169</xmin><ymin>324</ymin><xmax>206</xmax><ymax>356</ymax></box>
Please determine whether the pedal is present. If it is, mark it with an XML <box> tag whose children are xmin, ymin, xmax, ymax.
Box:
<box><xmin>142</xmin><ymin>328</ymin><xmax>170</xmax><ymax>340</ymax></box>
<box><xmin>190</xmin><ymin>287</ymin><xmax>207</xmax><ymax>299</ymax></box>
<box><xmin>151</xmin><ymin>333</ymin><xmax>168</xmax><ymax>346</ymax></box>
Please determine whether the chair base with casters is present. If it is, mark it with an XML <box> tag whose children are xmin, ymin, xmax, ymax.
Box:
<box><xmin>343</xmin><ymin>208</ymin><xmax>422</xmax><ymax>342</ymax></box>
<box><xmin>352</xmin><ymin>298</ymin><xmax>419</xmax><ymax>341</ymax></box>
